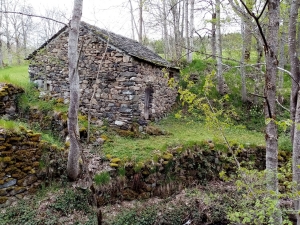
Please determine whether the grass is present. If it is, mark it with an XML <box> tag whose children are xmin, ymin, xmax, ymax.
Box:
<box><xmin>0</xmin><ymin>65</ymin><xmax>30</xmax><ymax>89</ymax></box>
<box><xmin>0</xmin><ymin>119</ymin><xmax>27</xmax><ymax>133</ymax></box>
<box><xmin>102</xmin><ymin>115</ymin><xmax>266</xmax><ymax>162</ymax></box>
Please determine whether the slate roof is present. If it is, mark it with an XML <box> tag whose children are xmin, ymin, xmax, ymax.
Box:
<box><xmin>26</xmin><ymin>21</ymin><xmax>173</xmax><ymax>68</ymax></box>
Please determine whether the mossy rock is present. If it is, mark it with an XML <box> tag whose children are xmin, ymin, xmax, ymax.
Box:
<box><xmin>110</xmin><ymin>158</ymin><xmax>121</xmax><ymax>164</ymax></box>
<box><xmin>2</xmin><ymin>157</ymin><xmax>12</xmax><ymax>163</ymax></box>
<box><xmin>110</xmin><ymin>163</ymin><xmax>119</xmax><ymax>168</ymax></box>
<box><xmin>114</xmin><ymin>129</ymin><xmax>136</xmax><ymax>137</ymax></box>
<box><xmin>100</xmin><ymin>135</ymin><xmax>111</xmax><ymax>142</ymax></box>
<box><xmin>0</xmin><ymin>197</ymin><xmax>8</xmax><ymax>204</ymax></box>
<box><xmin>162</xmin><ymin>153</ymin><xmax>173</xmax><ymax>160</ymax></box>
<box><xmin>65</xmin><ymin>141</ymin><xmax>70</xmax><ymax>148</ymax></box>
<box><xmin>9</xmin><ymin>137</ymin><xmax>22</xmax><ymax>141</ymax></box>
<box><xmin>105</xmin><ymin>154</ymin><xmax>112</xmax><ymax>160</ymax></box>
<box><xmin>145</xmin><ymin>125</ymin><xmax>164</xmax><ymax>135</ymax></box>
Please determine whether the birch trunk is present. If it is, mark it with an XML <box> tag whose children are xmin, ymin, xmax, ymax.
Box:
<box><xmin>162</xmin><ymin>0</ymin><xmax>169</xmax><ymax>59</ymax></box>
<box><xmin>128</xmin><ymin>0</ymin><xmax>135</xmax><ymax>40</ymax></box>
<box><xmin>278</xmin><ymin>31</ymin><xmax>286</xmax><ymax>102</ymax></box>
<box><xmin>216</xmin><ymin>0</ymin><xmax>223</xmax><ymax>95</ymax></box>
<box><xmin>189</xmin><ymin>0</ymin><xmax>194</xmax><ymax>62</ymax></box>
<box><xmin>211</xmin><ymin>11</ymin><xmax>216</xmax><ymax>59</ymax></box>
<box><xmin>67</xmin><ymin>0</ymin><xmax>83</xmax><ymax>180</ymax></box>
<box><xmin>240</xmin><ymin>18</ymin><xmax>247</xmax><ymax>102</ymax></box>
<box><xmin>138</xmin><ymin>0</ymin><xmax>143</xmax><ymax>43</ymax></box>
<box><xmin>254</xmin><ymin>35</ymin><xmax>263</xmax><ymax>104</ymax></box>
<box><xmin>289</xmin><ymin>0</ymin><xmax>300</xmax><ymax>143</ymax></box>
<box><xmin>185</xmin><ymin>0</ymin><xmax>190</xmax><ymax>62</ymax></box>
<box><xmin>265</xmin><ymin>0</ymin><xmax>281</xmax><ymax>223</ymax></box>
<box><xmin>0</xmin><ymin>0</ymin><xmax>3</xmax><ymax>68</ymax></box>
<box><xmin>289</xmin><ymin>0</ymin><xmax>300</xmax><ymax>223</ymax></box>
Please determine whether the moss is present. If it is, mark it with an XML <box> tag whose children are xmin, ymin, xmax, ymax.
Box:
<box><xmin>162</xmin><ymin>153</ymin><xmax>173</xmax><ymax>160</ymax></box>
<box><xmin>65</xmin><ymin>141</ymin><xmax>70</xmax><ymax>148</ymax></box>
<box><xmin>9</xmin><ymin>137</ymin><xmax>22</xmax><ymax>141</ymax></box>
<box><xmin>115</xmin><ymin>129</ymin><xmax>135</xmax><ymax>137</ymax></box>
<box><xmin>2</xmin><ymin>157</ymin><xmax>12</xmax><ymax>162</ymax></box>
<box><xmin>106</xmin><ymin>154</ymin><xmax>112</xmax><ymax>159</ymax></box>
<box><xmin>23</xmin><ymin>166</ymin><xmax>32</xmax><ymax>171</ymax></box>
<box><xmin>56</xmin><ymin>97</ymin><xmax>64</xmax><ymax>103</ymax></box>
<box><xmin>0</xmin><ymin>197</ymin><xmax>8</xmax><ymax>204</ymax></box>
<box><xmin>163</xmin><ymin>161</ymin><xmax>169</xmax><ymax>165</ymax></box>
<box><xmin>110</xmin><ymin>163</ymin><xmax>119</xmax><ymax>168</ymax></box>
<box><xmin>111</xmin><ymin>158</ymin><xmax>121</xmax><ymax>164</ymax></box>
<box><xmin>101</xmin><ymin>135</ymin><xmax>110</xmax><ymax>142</ymax></box>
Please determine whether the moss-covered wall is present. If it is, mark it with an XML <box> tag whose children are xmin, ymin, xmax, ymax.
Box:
<box><xmin>91</xmin><ymin>143</ymin><xmax>291</xmax><ymax>206</ymax></box>
<box><xmin>0</xmin><ymin>83</ymin><xmax>24</xmax><ymax>119</ymax></box>
<box><xmin>0</xmin><ymin>128</ymin><xmax>65</xmax><ymax>208</ymax></box>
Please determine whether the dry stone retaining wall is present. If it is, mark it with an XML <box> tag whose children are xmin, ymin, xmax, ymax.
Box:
<box><xmin>28</xmin><ymin>27</ymin><xmax>178</xmax><ymax>129</ymax></box>
<box><xmin>0</xmin><ymin>128</ymin><xmax>65</xmax><ymax>208</ymax></box>
<box><xmin>0</xmin><ymin>83</ymin><xmax>24</xmax><ymax>119</ymax></box>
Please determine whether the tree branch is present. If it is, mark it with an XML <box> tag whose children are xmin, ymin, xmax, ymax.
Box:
<box><xmin>0</xmin><ymin>10</ymin><xmax>67</xmax><ymax>26</ymax></box>
<box><xmin>239</xmin><ymin>0</ymin><xmax>269</xmax><ymax>51</ymax></box>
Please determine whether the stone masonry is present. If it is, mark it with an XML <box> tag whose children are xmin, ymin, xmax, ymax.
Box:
<box><xmin>27</xmin><ymin>22</ymin><xmax>179</xmax><ymax>129</ymax></box>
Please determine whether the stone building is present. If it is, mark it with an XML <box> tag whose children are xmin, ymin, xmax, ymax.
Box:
<box><xmin>26</xmin><ymin>21</ymin><xmax>179</xmax><ymax>129</ymax></box>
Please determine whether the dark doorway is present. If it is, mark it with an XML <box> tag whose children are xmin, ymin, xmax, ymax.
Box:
<box><xmin>144</xmin><ymin>85</ymin><xmax>153</xmax><ymax>120</ymax></box>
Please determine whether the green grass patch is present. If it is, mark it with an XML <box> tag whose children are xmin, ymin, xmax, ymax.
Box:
<box><xmin>102</xmin><ymin>115</ymin><xmax>265</xmax><ymax>163</ymax></box>
<box><xmin>0</xmin><ymin>119</ymin><xmax>26</xmax><ymax>132</ymax></box>
<box><xmin>0</xmin><ymin>65</ymin><xmax>29</xmax><ymax>89</ymax></box>
<box><xmin>94</xmin><ymin>172</ymin><xmax>111</xmax><ymax>186</ymax></box>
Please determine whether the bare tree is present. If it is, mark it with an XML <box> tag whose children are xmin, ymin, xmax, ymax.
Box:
<box><xmin>289</xmin><ymin>0</ymin><xmax>300</xmax><ymax>223</ymax></box>
<box><xmin>216</xmin><ymin>0</ymin><xmax>224</xmax><ymax>95</ymax></box>
<box><xmin>128</xmin><ymin>0</ymin><xmax>136</xmax><ymax>40</ymax></box>
<box><xmin>240</xmin><ymin>18</ymin><xmax>247</xmax><ymax>101</ymax></box>
<box><xmin>189</xmin><ymin>0</ymin><xmax>194</xmax><ymax>62</ymax></box>
<box><xmin>289</xmin><ymin>0</ymin><xmax>300</xmax><ymax>143</ymax></box>
<box><xmin>0</xmin><ymin>0</ymin><xmax>3</xmax><ymax>67</ymax></box>
<box><xmin>239</xmin><ymin>0</ymin><xmax>281</xmax><ymax>223</ymax></box>
<box><xmin>67</xmin><ymin>0</ymin><xmax>83</xmax><ymax>180</ymax></box>
<box><xmin>138</xmin><ymin>0</ymin><xmax>143</xmax><ymax>43</ymax></box>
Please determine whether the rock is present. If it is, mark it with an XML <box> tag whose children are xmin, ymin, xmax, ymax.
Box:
<box><xmin>0</xmin><ymin>179</ymin><xmax>16</xmax><ymax>189</ymax></box>
<box><xmin>115</xmin><ymin>120</ymin><xmax>125</xmax><ymax>126</ymax></box>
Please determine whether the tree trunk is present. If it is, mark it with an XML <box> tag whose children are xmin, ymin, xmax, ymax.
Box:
<box><xmin>171</xmin><ymin>0</ymin><xmax>180</xmax><ymax>62</ymax></box>
<box><xmin>211</xmin><ymin>11</ymin><xmax>216</xmax><ymax>59</ymax></box>
<box><xmin>278</xmin><ymin>30</ymin><xmax>286</xmax><ymax>103</ymax></box>
<box><xmin>128</xmin><ymin>0</ymin><xmax>135</xmax><ymax>40</ymax></box>
<box><xmin>189</xmin><ymin>0</ymin><xmax>194</xmax><ymax>62</ymax></box>
<box><xmin>0</xmin><ymin>0</ymin><xmax>3</xmax><ymax>68</ymax></box>
<box><xmin>240</xmin><ymin>18</ymin><xmax>247</xmax><ymax>102</ymax></box>
<box><xmin>289</xmin><ymin>0</ymin><xmax>300</xmax><ymax>143</ymax></box>
<box><xmin>216</xmin><ymin>0</ymin><xmax>223</xmax><ymax>95</ymax></box>
<box><xmin>67</xmin><ymin>0</ymin><xmax>83</xmax><ymax>181</ymax></box>
<box><xmin>162</xmin><ymin>0</ymin><xmax>169</xmax><ymax>59</ymax></box>
<box><xmin>185</xmin><ymin>0</ymin><xmax>190</xmax><ymax>62</ymax></box>
<box><xmin>254</xmin><ymin>35</ymin><xmax>263</xmax><ymax>105</ymax></box>
<box><xmin>289</xmin><ymin>0</ymin><xmax>300</xmax><ymax>223</ymax></box>
<box><xmin>298</xmin><ymin>21</ymin><xmax>300</xmax><ymax>57</ymax></box>
<box><xmin>138</xmin><ymin>0</ymin><xmax>143</xmax><ymax>43</ymax></box>
<box><xmin>265</xmin><ymin>0</ymin><xmax>281</xmax><ymax>223</ymax></box>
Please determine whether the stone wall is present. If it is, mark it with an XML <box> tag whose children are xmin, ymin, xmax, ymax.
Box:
<box><xmin>0</xmin><ymin>128</ymin><xmax>65</xmax><ymax>207</ymax></box>
<box><xmin>28</xmin><ymin>27</ymin><xmax>178</xmax><ymax>129</ymax></box>
<box><xmin>92</xmin><ymin>143</ymin><xmax>272</xmax><ymax>206</ymax></box>
<box><xmin>0</xmin><ymin>83</ymin><xmax>24</xmax><ymax>119</ymax></box>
